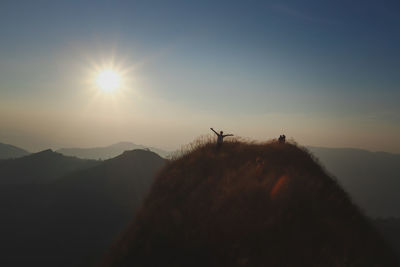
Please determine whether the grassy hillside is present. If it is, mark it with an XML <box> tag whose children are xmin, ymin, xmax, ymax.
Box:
<box><xmin>103</xmin><ymin>140</ymin><xmax>398</xmax><ymax>267</ymax></box>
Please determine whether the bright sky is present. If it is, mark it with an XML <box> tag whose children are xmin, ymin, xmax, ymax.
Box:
<box><xmin>0</xmin><ymin>0</ymin><xmax>399</xmax><ymax>153</ymax></box>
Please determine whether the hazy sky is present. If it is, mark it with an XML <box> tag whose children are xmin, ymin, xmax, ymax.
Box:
<box><xmin>1</xmin><ymin>0</ymin><xmax>399</xmax><ymax>152</ymax></box>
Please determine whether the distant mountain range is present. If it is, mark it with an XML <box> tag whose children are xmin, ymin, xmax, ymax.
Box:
<box><xmin>0</xmin><ymin>142</ymin><xmax>29</xmax><ymax>159</ymax></box>
<box><xmin>0</xmin><ymin>149</ymin><xmax>100</xmax><ymax>184</ymax></box>
<box><xmin>1</xmin><ymin>140</ymin><xmax>399</xmax><ymax>217</ymax></box>
<box><xmin>307</xmin><ymin>146</ymin><xmax>400</xmax><ymax>218</ymax></box>
<box><xmin>0</xmin><ymin>149</ymin><xmax>165</xmax><ymax>267</ymax></box>
<box><xmin>57</xmin><ymin>141</ymin><xmax>170</xmax><ymax>159</ymax></box>
<box><xmin>56</xmin><ymin>142</ymin><xmax>400</xmax><ymax>217</ymax></box>
<box><xmin>0</xmin><ymin>141</ymin><xmax>399</xmax><ymax>265</ymax></box>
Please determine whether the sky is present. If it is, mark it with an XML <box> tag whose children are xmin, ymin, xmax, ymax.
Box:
<box><xmin>0</xmin><ymin>0</ymin><xmax>399</xmax><ymax>153</ymax></box>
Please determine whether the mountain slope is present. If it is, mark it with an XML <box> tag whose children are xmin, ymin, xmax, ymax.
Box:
<box><xmin>57</xmin><ymin>141</ymin><xmax>170</xmax><ymax>159</ymax></box>
<box><xmin>0</xmin><ymin>149</ymin><xmax>166</xmax><ymax>267</ymax></box>
<box><xmin>0</xmin><ymin>142</ymin><xmax>29</xmax><ymax>159</ymax></box>
<box><xmin>308</xmin><ymin>146</ymin><xmax>400</xmax><ymax>217</ymax></box>
<box><xmin>54</xmin><ymin>149</ymin><xmax>166</xmax><ymax>210</ymax></box>
<box><xmin>0</xmin><ymin>149</ymin><xmax>100</xmax><ymax>184</ymax></box>
<box><xmin>103</xmin><ymin>141</ymin><xmax>397</xmax><ymax>267</ymax></box>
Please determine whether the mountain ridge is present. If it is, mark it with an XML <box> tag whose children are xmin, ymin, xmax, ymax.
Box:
<box><xmin>56</xmin><ymin>141</ymin><xmax>170</xmax><ymax>159</ymax></box>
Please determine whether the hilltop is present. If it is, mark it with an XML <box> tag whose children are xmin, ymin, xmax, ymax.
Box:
<box><xmin>0</xmin><ymin>142</ymin><xmax>29</xmax><ymax>159</ymax></box>
<box><xmin>103</xmin><ymin>140</ymin><xmax>398</xmax><ymax>266</ymax></box>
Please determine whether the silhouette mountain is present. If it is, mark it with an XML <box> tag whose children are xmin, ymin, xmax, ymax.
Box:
<box><xmin>308</xmin><ymin>146</ymin><xmax>400</xmax><ymax>218</ymax></box>
<box><xmin>103</xmin><ymin>141</ymin><xmax>398</xmax><ymax>267</ymax></box>
<box><xmin>0</xmin><ymin>149</ymin><xmax>100</xmax><ymax>184</ymax></box>
<box><xmin>57</xmin><ymin>141</ymin><xmax>170</xmax><ymax>159</ymax></box>
<box><xmin>0</xmin><ymin>142</ymin><xmax>29</xmax><ymax>159</ymax></box>
<box><xmin>0</xmin><ymin>149</ymin><xmax>165</xmax><ymax>267</ymax></box>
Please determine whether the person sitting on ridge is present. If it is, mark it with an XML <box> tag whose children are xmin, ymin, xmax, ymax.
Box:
<box><xmin>210</xmin><ymin>128</ymin><xmax>233</xmax><ymax>149</ymax></box>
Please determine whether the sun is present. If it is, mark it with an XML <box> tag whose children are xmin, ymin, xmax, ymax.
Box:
<box><xmin>95</xmin><ymin>69</ymin><xmax>122</xmax><ymax>93</ymax></box>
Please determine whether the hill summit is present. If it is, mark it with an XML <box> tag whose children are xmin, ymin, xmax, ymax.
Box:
<box><xmin>103</xmin><ymin>140</ymin><xmax>397</xmax><ymax>266</ymax></box>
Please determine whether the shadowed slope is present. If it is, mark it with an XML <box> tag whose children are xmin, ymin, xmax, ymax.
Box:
<box><xmin>0</xmin><ymin>142</ymin><xmax>29</xmax><ymax>159</ymax></box>
<box><xmin>103</xmin><ymin>141</ymin><xmax>398</xmax><ymax>267</ymax></box>
<box><xmin>0</xmin><ymin>149</ymin><xmax>166</xmax><ymax>267</ymax></box>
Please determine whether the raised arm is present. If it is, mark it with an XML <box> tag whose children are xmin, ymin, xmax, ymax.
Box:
<box><xmin>223</xmin><ymin>134</ymin><xmax>234</xmax><ymax>137</ymax></box>
<box><xmin>210</xmin><ymin>128</ymin><xmax>218</xmax><ymax>135</ymax></box>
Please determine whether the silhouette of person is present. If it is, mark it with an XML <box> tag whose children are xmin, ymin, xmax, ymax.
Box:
<box><xmin>210</xmin><ymin>128</ymin><xmax>233</xmax><ymax>149</ymax></box>
<box><xmin>278</xmin><ymin>134</ymin><xmax>286</xmax><ymax>144</ymax></box>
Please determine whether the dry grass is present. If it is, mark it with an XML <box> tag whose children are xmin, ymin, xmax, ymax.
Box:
<box><xmin>103</xmin><ymin>139</ymin><xmax>398</xmax><ymax>267</ymax></box>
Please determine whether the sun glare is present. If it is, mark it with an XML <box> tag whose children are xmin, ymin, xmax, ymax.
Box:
<box><xmin>95</xmin><ymin>69</ymin><xmax>122</xmax><ymax>93</ymax></box>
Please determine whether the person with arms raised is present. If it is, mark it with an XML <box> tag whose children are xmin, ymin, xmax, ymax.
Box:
<box><xmin>210</xmin><ymin>128</ymin><xmax>233</xmax><ymax>149</ymax></box>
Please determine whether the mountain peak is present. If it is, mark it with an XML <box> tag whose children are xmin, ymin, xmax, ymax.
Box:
<box><xmin>112</xmin><ymin>149</ymin><xmax>163</xmax><ymax>162</ymax></box>
<box><xmin>35</xmin><ymin>148</ymin><xmax>54</xmax><ymax>154</ymax></box>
